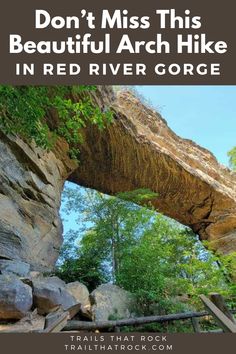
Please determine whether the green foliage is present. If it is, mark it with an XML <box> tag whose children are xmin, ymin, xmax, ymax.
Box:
<box><xmin>117</xmin><ymin>217</ymin><xmax>233</xmax><ymax>315</ymax></box>
<box><xmin>228</xmin><ymin>146</ymin><xmax>236</xmax><ymax>170</ymax></box>
<box><xmin>55</xmin><ymin>227</ymin><xmax>109</xmax><ymax>291</ymax></box>
<box><xmin>214</xmin><ymin>251</ymin><xmax>236</xmax><ymax>306</ymax></box>
<box><xmin>108</xmin><ymin>309</ymin><xmax>122</xmax><ymax>321</ymax></box>
<box><xmin>55</xmin><ymin>252</ymin><xmax>108</xmax><ymax>292</ymax></box>
<box><xmin>0</xmin><ymin>85</ymin><xmax>113</xmax><ymax>159</ymax></box>
<box><xmin>57</xmin><ymin>185</ymin><xmax>235</xmax><ymax>332</ymax></box>
<box><xmin>58</xmin><ymin>186</ymin><xmax>157</xmax><ymax>285</ymax></box>
<box><xmin>117</xmin><ymin>188</ymin><xmax>158</xmax><ymax>204</ymax></box>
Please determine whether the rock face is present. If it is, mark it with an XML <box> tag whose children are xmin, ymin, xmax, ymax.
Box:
<box><xmin>0</xmin><ymin>260</ymin><xmax>30</xmax><ymax>277</ymax></box>
<box><xmin>71</xmin><ymin>88</ymin><xmax>236</xmax><ymax>255</ymax></box>
<box><xmin>0</xmin><ymin>274</ymin><xmax>33</xmax><ymax>319</ymax></box>
<box><xmin>32</xmin><ymin>276</ymin><xmax>76</xmax><ymax>315</ymax></box>
<box><xmin>0</xmin><ymin>86</ymin><xmax>236</xmax><ymax>271</ymax></box>
<box><xmin>66</xmin><ymin>281</ymin><xmax>91</xmax><ymax>314</ymax></box>
<box><xmin>90</xmin><ymin>284</ymin><xmax>135</xmax><ymax>321</ymax></box>
<box><xmin>0</xmin><ymin>132</ymin><xmax>76</xmax><ymax>271</ymax></box>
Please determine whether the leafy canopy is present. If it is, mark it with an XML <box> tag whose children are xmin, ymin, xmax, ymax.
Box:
<box><xmin>0</xmin><ymin>85</ymin><xmax>113</xmax><ymax>159</ymax></box>
<box><xmin>59</xmin><ymin>186</ymin><xmax>157</xmax><ymax>285</ymax></box>
<box><xmin>117</xmin><ymin>217</ymin><xmax>235</xmax><ymax>314</ymax></box>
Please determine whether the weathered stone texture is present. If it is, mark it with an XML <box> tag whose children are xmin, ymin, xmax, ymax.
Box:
<box><xmin>32</xmin><ymin>276</ymin><xmax>76</xmax><ymax>315</ymax></box>
<box><xmin>90</xmin><ymin>283</ymin><xmax>135</xmax><ymax>321</ymax></box>
<box><xmin>71</xmin><ymin>88</ymin><xmax>236</xmax><ymax>255</ymax></box>
<box><xmin>0</xmin><ymin>260</ymin><xmax>30</xmax><ymax>277</ymax></box>
<box><xmin>0</xmin><ymin>133</ymin><xmax>76</xmax><ymax>271</ymax></box>
<box><xmin>66</xmin><ymin>281</ymin><xmax>91</xmax><ymax>314</ymax></box>
<box><xmin>0</xmin><ymin>274</ymin><xmax>32</xmax><ymax>319</ymax></box>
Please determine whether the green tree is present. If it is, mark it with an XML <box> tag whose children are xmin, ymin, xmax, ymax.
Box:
<box><xmin>56</xmin><ymin>230</ymin><xmax>109</xmax><ymax>291</ymax></box>
<box><xmin>116</xmin><ymin>215</ymin><xmax>232</xmax><ymax>315</ymax></box>
<box><xmin>58</xmin><ymin>185</ymin><xmax>235</xmax><ymax>318</ymax></box>
<box><xmin>228</xmin><ymin>146</ymin><xmax>236</xmax><ymax>170</ymax></box>
<box><xmin>60</xmin><ymin>186</ymin><xmax>157</xmax><ymax>284</ymax></box>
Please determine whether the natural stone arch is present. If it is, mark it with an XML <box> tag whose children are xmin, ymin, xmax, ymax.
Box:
<box><xmin>70</xmin><ymin>87</ymin><xmax>236</xmax><ymax>255</ymax></box>
<box><xmin>0</xmin><ymin>86</ymin><xmax>235</xmax><ymax>272</ymax></box>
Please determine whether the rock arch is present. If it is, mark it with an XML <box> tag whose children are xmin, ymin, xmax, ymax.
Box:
<box><xmin>0</xmin><ymin>86</ymin><xmax>235</xmax><ymax>271</ymax></box>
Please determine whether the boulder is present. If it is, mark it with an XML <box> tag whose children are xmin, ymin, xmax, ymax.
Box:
<box><xmin>66</xmin><ymin>281</ymin><xmax>91</xmax><ymax>316</ymax></box>
<box><xmin>42</xmin><ymin>276</ymin><xmax>66</xmax><ymax>288</ymax></box>
<box><xmin>0</xmin><ymin>259</ymin><xmax>30</xmax><ymax>277</ymax></box>
<box><xmin>0</xmin><ymin>274</ymin><xmax>33</xmax><ymax>319</ymax></box>
<box><xmin>90</xmin><ymin>284</ymin><xmax>135</xmax><ymax>321</ymax></box>
<box><xmin>32</xmin><ymin>276</ymin><xmax>76</xmax><ymax>315</ymax></box>
<box><xmin>29</xmin><ymin>271</ymin><xmax>41</xmax><ymax>279</ymax></box>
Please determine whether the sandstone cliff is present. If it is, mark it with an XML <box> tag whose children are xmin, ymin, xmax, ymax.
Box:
<box><xmin>0</xmin><ymin>133</ymin><xmax>76</xmax><ymax>270</ymax></box>
<box><xmin>0</xmin><ymin>86</ymin><xmax>235</xmax><ymax>271</ymax></box>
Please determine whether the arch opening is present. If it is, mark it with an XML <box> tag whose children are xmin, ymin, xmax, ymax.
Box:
<box><xmin>56</xmin><ymin>181</ymin><xmax>235</xmax><ymax>324</ymax></box>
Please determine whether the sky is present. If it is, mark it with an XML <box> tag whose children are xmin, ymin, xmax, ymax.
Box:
<box><xmin>135</xmin><ymin>86</ymin><xmax>236</xmax><ymax>166</ymax></box>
